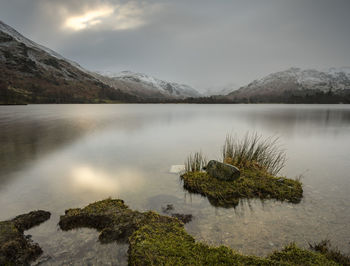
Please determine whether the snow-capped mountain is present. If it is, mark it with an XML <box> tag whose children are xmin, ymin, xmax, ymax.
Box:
<box><xmin>202</xmin><ymin>83</ymin><xmax>239</xmax><ymax>96</ymax></box>
<box><xmin>93</xmin><ymin>70</ymin><xmax>201</xmax><ymax>99</ymax></box>
<box><xmin>0</xmin><ymin>20</ymin><xmax>137</xmax><ymax>103</ymax></box>
<box><xmin>227</xmin><ymin>67</ymin><xmax>350</xmax><ymax>102</ymax></box>
<box><xmin>0</xmin><ymin>21</ymin><xmax>86</xmax><ymax>72</ymax></box>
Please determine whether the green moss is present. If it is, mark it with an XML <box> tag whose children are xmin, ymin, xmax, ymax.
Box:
<box><xmin>0</xmin><ymin>210</ymin><xmax>51</xmax><ymax>265</ymax></box>
<box><xmin>129</xmin><ymin>215</ymin><xmax>338</xmax><ymax>265</ymax></box>
<box><xmin>268</xmin><ymin>243</ymin><xmax>339</xmax><ymax>265</ymax></box>
<box><xmin>309</xmin><ymin>240</ymin><xmax>350</xmax><ymax>265</ymax></box>
<box><xmin>60</xmin><ymin>199</ymin><xmax>341</xmax><ymax>265</ymax></box>
<box><xmin>181</xmin><ymin>167</ymin><xmax>303</xmax><ymax>208</ymax></box>
<box><xmin>59</xmin><ymin>198</ymin><xmax>179</xmax><ymax>243</ymax></box>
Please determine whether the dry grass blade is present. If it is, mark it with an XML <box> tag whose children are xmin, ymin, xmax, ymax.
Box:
<box><xmin>222</xmin><ymin>133</ymin><xmax>286</xmax><ymax>175</ymax></box>
<box><xmin>185</xmin><ymin>152</ymin><xmax>207</xmax><ymax>173</ymax></box>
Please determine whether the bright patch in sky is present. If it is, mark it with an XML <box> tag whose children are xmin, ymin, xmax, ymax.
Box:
<box><xmin>65</xmin><ymin>6</ymin><xmax>114</xmax><ymax>31</ymax></box>
<box><xmin>64</xmin><ymin>2</ymin><xmax>148</xmax><ymax>31</ymax></box>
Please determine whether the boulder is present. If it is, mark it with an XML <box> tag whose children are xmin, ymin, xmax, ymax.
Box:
<box><xmin>205</xmin><ymin>160</ymin><xmax>240</xmax><ymax>181</ymax></box>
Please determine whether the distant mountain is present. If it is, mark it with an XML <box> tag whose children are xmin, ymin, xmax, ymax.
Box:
<box><xmin>226</xmin><ymin>67</ymin><xmax>350</xmax><ymax>103</ymax></box>
<box><xmin>93</xmin><ymin>71</ymin><xmax>201</xmax><ymax>99</ymax></box>
<box><xmin>202</xmin><ymin>83</ymin><xmax>239</xmax><ymax>96</ymax></box>
<box><xmin>0</xmin><ymin>20</ymin><xmax>139</xmax><ymax>104</ymax></box>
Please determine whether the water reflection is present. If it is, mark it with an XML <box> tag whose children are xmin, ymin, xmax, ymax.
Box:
<box><xmin>70</xmin><ymin>166</ymin><xmax>144</xmax><ymax>194</ymax></box>
<box><xmin>0</xmin><ymin>104</ymin><xmax>350</xmax><ymax>264</ymax></box>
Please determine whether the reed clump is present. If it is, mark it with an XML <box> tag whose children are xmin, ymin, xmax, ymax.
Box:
<box><xmin>222</xmin><ymin>133</ymin><xmax>286</xmax><ymax>175</ymax></box>
<box><xmin>185</xmin><ymin>151</ymin><xmax>207</xmax><ymax>173</ymax></box>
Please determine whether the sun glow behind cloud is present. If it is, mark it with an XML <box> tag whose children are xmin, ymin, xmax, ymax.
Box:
<box><xmin>64</xmin><ymin>6</ymin><xmax>114</xmax><ymax>31</ymax></box>
<box><xmin>63</xmin><ymin>2</ymin><xmax>152</xmax><ymax>31</ymax></box>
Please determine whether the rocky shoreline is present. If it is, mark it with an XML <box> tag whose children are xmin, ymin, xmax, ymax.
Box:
<box><xmin>1</xmin><ymin>199</ymin><xmax>349</xmax><ymax>265</ymax></box>
<box><xmin>0</xmin><ymin>210</ymin><xmax>50</xmax><ymax>265</ymax></box>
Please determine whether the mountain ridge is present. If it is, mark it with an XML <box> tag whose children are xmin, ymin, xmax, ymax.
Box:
<box><xmin>0</xmin><ymin>20</ymin><xmax>140</xmax><ymax>104</ymax></box>
<box><xmin>226</xmin><ymin>67</ymin><xmax>350</xmax><ymax>103</ymax></box>
<box><xmin>0</xmin><ymin>20</ymin><xmax>199</xmax><ymax>104</ymax></box>
<box><xmin>92</xmin><ymin>70</ymin><xmax>201</xmax><ymax>99</ymax></box>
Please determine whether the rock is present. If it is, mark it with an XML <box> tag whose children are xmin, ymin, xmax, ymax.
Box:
<box><xmin>161</xmin><ymin>204</ymin><xmax>193</xmax><ymax>224</ymax></box>
<box><xmin>59</xmin><ymin>199</ymin><xmax>180</xmax><ymax>244</ymax></box>
<box><xmin>171</xmin><ymin>213</ymin><xmax>193</xmax><ymax>224</ymax></box>
<box><xmin>161</xmin><ymin>204</ymin><xmax>174</xmax><ymax>214</ymax></box>
<box><xmin>169</xmin><ymin>165</ymin><xmax>185</xmax><ymax>174</ymax></box>
<box><xmin>205</xmin><ymin>160</ymin><xmax>240</xmax><ymax>181</ymax></box>
<box><xmin>0</xmin><ymin>210</ymin><xmax>51</xmax><ymax>265</ymax></box>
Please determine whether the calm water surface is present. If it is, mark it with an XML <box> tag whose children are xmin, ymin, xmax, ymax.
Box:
<box><xmin>0</xmin><ymin>104</ymin><xmax>350</xmax><ymax>265</ymax></box>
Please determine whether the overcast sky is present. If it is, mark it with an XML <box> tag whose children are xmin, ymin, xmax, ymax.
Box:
<box><xmin>1</xmin><ymin>0</ymin><xmax>350</xmax><ymax>90</ymax></box>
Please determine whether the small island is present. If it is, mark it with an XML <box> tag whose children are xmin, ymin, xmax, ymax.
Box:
<box><xmin>181</xmin><ymin>134</ymin><xmax>303</xmax><ymax>207</ymax></box>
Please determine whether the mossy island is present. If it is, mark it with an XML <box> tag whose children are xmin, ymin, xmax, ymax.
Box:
<box><xmin>181</xmin><ymin>133</ymin><xmax>303</xmax><ymax>207</ymax></box>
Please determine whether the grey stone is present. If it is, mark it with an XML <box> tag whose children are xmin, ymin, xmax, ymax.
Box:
<box><xmin>205</xmin><ymin>160</ymin><xmax>240</xmax><ymax>181</ymax></box>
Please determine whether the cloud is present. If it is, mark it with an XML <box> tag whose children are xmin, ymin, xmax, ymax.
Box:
<box><xmin>1</xmin><ymin>0</ymin><xmax>350</xmax><ymax>89</ymax></box>
<box><xmin>62</xmin><ymin>1</ymin><xmax>160</xmax><ymax>31</ymax></box>
<box><xmin>64</xmin><ymin>5</ymin><xmax>114</xmax><ymax>31</ymax></box>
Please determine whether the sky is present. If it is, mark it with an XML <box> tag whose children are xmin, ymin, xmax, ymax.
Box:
<box><xmin>1</xmin><ymin>0</ymin><xmax>350</xmax><ymax>90</ymax></box>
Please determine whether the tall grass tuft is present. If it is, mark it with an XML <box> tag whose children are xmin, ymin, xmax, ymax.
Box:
<box><xmin>185</xmin><ymin>152</ymin><xmax>207</xmax><ymax>173</ymax></box>
<box><xmin>222</xmin><ymin>133</ymin><xmax>286</xmax><ymax>175</ymax></box>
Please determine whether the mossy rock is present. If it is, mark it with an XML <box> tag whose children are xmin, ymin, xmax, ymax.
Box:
<box><xmin>206</xmin><ymin>160</ymin><xmax>240</xmax><ymax>181</ymax></box>
<box><xmin>59</xmin><ymin>199</ymin><xmax>340</xmax><ymax>265</ymax></box>
<box><xmin>181</xmin><ymin>167</ymin><xmax>303</xmax><ymax>208</ymax></box>
<box><xmin>59</xmin><ymin>198</ymin><xmax>180</xmax><ymax>243</ymax></box>
<box><xmin>0</xmin><ymin>210</ymin><xmax>51</xmax><ymax>265</ymax></box>
<box><xmin>129</xmin><ymin>221</ymin><xmax>338</xmax><ymax>266</ymax></box>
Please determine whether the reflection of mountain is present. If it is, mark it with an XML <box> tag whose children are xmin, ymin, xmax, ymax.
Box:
<box><xmin>0</xmin><ymin>117</ymin><xmax>90</xmax><ymax>178</ymax></box>
<box><xmin>0</xmin><ymin>105</ymin><xmax>198</xmax><ymax>180</ymax></box>
<box><xmin>222</xmin><ymin>105</ymin><xmax>350</xmax><ymax>136</ymax></box>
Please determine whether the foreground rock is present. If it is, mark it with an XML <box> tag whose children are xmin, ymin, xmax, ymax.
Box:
<box><xmin>59</xmin><ymin>199</ymin><xmax>339</xmax><ymax>265</ymax></box>
<box><xmin>59</xmin><ymin>199</ymin><xmax>180</xmax><ymax>243</ymax></box>
<box><xmin>205</xmin><ymin>160</ymin><xmax>240</xmax><ymax>181</ymax></box>
<box><xmin>0</xmin><ymin>210</ymin><xmax>51</xmax><ymax>265</ymax></box>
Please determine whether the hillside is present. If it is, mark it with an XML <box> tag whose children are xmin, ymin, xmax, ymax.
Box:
<box><xmin>93</xmin><ymin>71</ymin><xmax>201</xmax><ymax>99</ymax></box>
<box><xmin>226</xmin><ymin>67</ymin><xmax>350</xmax><ymax>103</ymax></box>
<box><xmin>0</xmin><ymin>20</ymin><xmax>138</xmax><ymax>104</ymax></box>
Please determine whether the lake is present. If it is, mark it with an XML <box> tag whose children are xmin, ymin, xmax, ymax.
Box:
<box><xmin>1</xmin><ymin>104</ymin><xmax>350</xmax><ymax>265</ymax></box>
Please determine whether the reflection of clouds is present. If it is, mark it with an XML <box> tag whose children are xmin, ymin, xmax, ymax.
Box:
<box><xmin>70</xmin><ymin>165</ymin><xmax>143</xmax><ymax>193</ymax></box>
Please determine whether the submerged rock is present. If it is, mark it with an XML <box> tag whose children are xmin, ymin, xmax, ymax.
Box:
<box><xmin>161</xmin><ymin>204</ymin><xmax>174</xmax><ymax>213</ymax></box>
<box><xmin>171</xmin><ymin>213</ymin><xmax>193</xmax><ymax>224</ymax></box>
<box><xmin>206</xmin><ymin>160</ymin><xmax>240</xmax><ymax>181</ymax></box>
<box><xmin>0</xmin><ymin>210</ymin><xmax>51</xmax><ymax>265</ymax></box>
<box><xmin>161</xmin><ymin>204</ymin><xmax>193</xmax><ymax>224</ymax></box>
